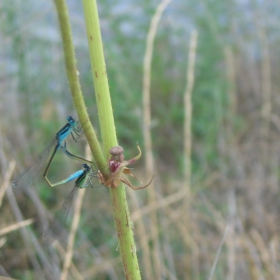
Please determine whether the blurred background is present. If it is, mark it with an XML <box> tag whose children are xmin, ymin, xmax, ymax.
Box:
<box><xmin>1</xmin><ymin>0</ymin><xmax>280</xmax><ymax>279</ymax></box>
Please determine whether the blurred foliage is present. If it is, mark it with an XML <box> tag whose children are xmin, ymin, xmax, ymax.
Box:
<box><xmin>2</xmin><ymin>0</ymin><xmax>280</xmax><ymax>279</ymax></box>
<box><xmin>1</xmin><ymin>0</ymin><xmax>233</xmax><ymax>171</ymax></box>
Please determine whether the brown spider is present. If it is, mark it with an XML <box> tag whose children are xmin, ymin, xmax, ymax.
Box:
<box><xmin>98</xmin><ymin>145</ymin><xmax>154</xmax><ymax>190</ymax></box>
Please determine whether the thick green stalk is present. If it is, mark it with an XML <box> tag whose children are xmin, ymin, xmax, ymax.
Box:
<box><xmin>55</xmin><ymin>0</ymin><xmax>142</xmax><ymax>278</ymax></box>
<box><xmin>54</xmin><ymin>0</ymin><xmax>107</xmax><ymax>174</ymax></box>
<box><xmin>81</xmin><ymin>0</ymin><xmax>141</xmax><ymax>279</ymax></box>
<box><xmin>81</xmin><ymin>1</ymin><xmax>117</xmax><ymax>152</ymax></box>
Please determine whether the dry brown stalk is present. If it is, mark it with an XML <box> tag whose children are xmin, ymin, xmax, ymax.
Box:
<box><xmin>56</xmin><ymin>243</ymin><xmax>84</xmax><ymax>280</ymax></box>
<box><xmin>183</xmin><ymin>29</ymin><xmax>197</xmax><ymax>197</ymax></box>
<box><xmin>142</xmin><ymin>0</ymin><xmax>172</xmax><ymax>278</ymax></box>
<box><xmin>0</xmin><ymin>161</ymin><xmax>16</xmax><ymax>208</ymax></box>
<box><xmin>0</xmin><ymin>219</ymin><xmax>33</xmax><ymax>236</ymax></box>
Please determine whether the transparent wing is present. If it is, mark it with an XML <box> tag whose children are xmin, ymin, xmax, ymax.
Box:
<box><xmin>42</xmin><ymin>186</ymin><xmax>78</xmax><ymax>244</ymax></box>
<box><xmin>12</xmin><ymin>138</ymin><xmax>57</xmax><ymax>190</ymax></box>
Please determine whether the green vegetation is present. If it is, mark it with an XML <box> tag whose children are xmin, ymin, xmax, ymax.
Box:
<box><xmin>1</xmin><ymin>0</ymin><xmax>280</xmax><ymax>279</ymax></box>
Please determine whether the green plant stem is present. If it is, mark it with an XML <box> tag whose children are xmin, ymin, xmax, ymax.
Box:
<box><xmin>81</xmin><ymin>1</ymin><xmax>117</xmax><ymax>152</ymax></box>
<box><xmin>81</xmin><ymin>1</ymin><xmax>141</xmax><ymax>279</ymax></box>
<box><xmin>54</xmin><ymin>0</ymin><xmax>107</xmax><ymax>173</ymax></box>
<box><xmin>56</xmin><ymin>0</ymin><xmax>142</xmax><ymax>278</ymax></box>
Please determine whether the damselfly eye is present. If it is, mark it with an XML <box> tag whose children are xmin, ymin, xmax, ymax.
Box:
<box><xmin>83</xmin><ymin>164</ymin><xmax>89</xmax><ymax>170</ymax></box>
<box><xmin>67</xmin><ymin>116</ymin><xmax>75</xmax><ymax>123</ymax></box>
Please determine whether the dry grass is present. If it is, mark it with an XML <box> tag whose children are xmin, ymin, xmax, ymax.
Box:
<box><xmin>2</xmin><ymin>115</ymin><xmax>280</xmax><ymax>279</ymax></box>
<box><xmin>1</xmin><ymin>1</ymin><xmax>280</xmax><ymax>280</ymax></box>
